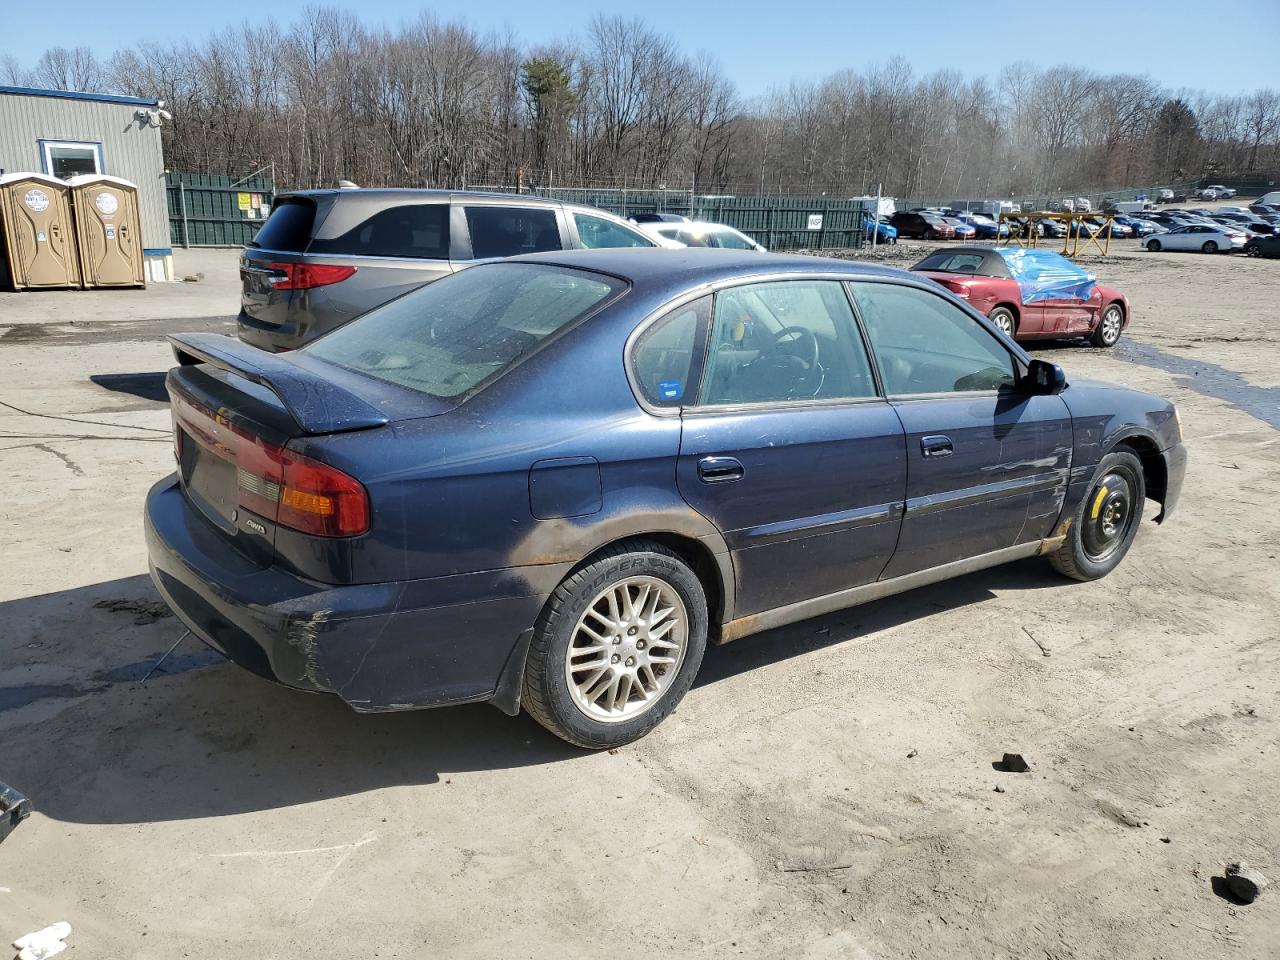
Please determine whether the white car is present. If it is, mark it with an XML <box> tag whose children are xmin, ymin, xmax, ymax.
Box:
<box><xmin>639</xmin><ymin>220</ymin><xmax>767</xmax><ymax>252</ymax></box>
<box><xmin>1145</xmin><ymin>223</ymin><xmax>1247</xmax><ymax>253</ymax></box>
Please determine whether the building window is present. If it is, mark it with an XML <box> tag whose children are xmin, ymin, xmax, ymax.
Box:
<box><xmin>40</xmin><ymin>141</ymin><xmax>103</xmax><ymax>180</ymax></box>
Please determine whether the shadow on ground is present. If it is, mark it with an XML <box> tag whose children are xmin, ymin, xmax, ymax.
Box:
<box><xmin>2</xmin><ymin>559</ymin><xmax>1066</xmax><ymax>825</ymax></box>
<box><xmin>89</xmin><ymin>372</ymin><xmax>170</xmax><ymax>404</ymax></box>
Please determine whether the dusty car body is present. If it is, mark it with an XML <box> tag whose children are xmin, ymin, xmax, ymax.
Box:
<box><xmin>148</xmin><ymin>249</ymin><xmax>1185</xmax><ymax>747</ymax></box>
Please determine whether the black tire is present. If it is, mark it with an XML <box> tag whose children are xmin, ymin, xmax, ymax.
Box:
<box><xmin>989</xmin><ymin>306</ymin><xmax>1017</xmax><ymax>339</ymax></box>
<box><xmin>1202</xmin><ymin>240</ymin><xmax>1218</xmax><ymax>254</ymax></box>
<box><xmin>522</xmin><ymin>540</ymin><xmax>708</xmax><ymax>749</ymax></box>
<box><xmin>1049</xmin><ymin>450</ymin><xmax>1145</xmax><ymax>582</ymax></box>
<box><xmin>1245</xmin><ymin>242</ymin><xmax>1260</xmax><ymax>257</ymax></box>
<box><xmin>1090</xmin><ymin>304</ymin><xmax>1124</xmax><ymax>347</ymax></box>
<box><xmin>1146</xmin><ymin>239</ymin><xmax>1161</xmax><ymax>252</ymax></box>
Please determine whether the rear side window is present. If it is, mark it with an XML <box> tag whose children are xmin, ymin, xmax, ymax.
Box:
<box><xmin>307</xmin><ymin>263</ymin><xmax>625</xmax><ymax>400</ymax></box>
<box><xmin>251</xmin><ymin>199</ymin><xmax>316</xmax><ymax>252</ymax></box>
<box><xmin>308</xmin><ymin>204</ymin><xmax>449</xmax><ymax>259</ymax></box>
<box><xmin>574</xmin><ymin>213</ymin><xmax>654</xmax><ymax>249</ymax></box>
<box><xmin>631</xmin><ymin>297</ymin><xmax>709</xmax><ymax>407</ymax></box>
<box><xmin>466</xmin><ymin>206</ymin><xmax>561</xmax><ymax>259</ymax></box>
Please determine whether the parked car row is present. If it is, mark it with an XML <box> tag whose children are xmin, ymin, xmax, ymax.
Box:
<box><xmin>1139</xmin><ymin>201</ymin><xmax>1280</xmax><ymax>254</ymax></box>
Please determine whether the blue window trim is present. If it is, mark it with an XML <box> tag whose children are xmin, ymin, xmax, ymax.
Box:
<box><xmin>1</xmin><ymin>85</ymin><xmax>158</xmax><ymax>107</ymax></box>
<box><xmin>142</xmin><ymin>248</ymin><xmax>172</xmax><ymax>257</ymax></box>
<box><xmin>37</xmin><ymin>139</ymin><xmax>106</xmax><ymax>176</ymax></box>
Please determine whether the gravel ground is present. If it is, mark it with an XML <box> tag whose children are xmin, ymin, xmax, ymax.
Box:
<box><xmin>0</xmin><ymin>242</ymin><xmax>1277</xmax><ymax>959</ymax></box>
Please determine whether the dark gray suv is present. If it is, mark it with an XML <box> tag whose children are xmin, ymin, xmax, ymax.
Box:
<box><xmin>237</xmin><ymin>189</ymin><xmax>661</xmax><ymax>351</ymax></box>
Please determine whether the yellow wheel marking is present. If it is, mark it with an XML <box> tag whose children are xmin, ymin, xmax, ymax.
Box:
<box><xmin>1090</xmin><ymin>486</ymin><xmax>1109</xmax><ymax>520</ymax></box>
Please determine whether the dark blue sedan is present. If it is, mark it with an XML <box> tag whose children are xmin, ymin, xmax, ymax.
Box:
<box><xmin>146</xmin><ymin>250</ymin><xmax>1187</xmax><ymax>748</ymax></box>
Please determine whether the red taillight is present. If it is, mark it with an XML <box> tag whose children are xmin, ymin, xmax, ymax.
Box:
<box><xmin>275</xmin><ymin>450</ymin><xmax>370</xmax><ymax>537</ymax></box>
<box><xmin>172</xmin><ymin>393</ymin><xmax>370</xmax><ymax>538</ymax></box>
<box><xmin>266</xmin><ymin>262</ymin><xmax>357</xmax><ymax>290</ymax></box>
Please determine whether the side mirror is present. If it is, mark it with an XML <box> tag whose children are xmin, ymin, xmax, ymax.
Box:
<box><xmin>1025</xmin><ymin>358</ymin><xmax>1067</xmax><ymax>395</ymax></box>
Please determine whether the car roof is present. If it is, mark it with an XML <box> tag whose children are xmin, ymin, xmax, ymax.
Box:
<box><xmin>651</xmin><ymin>220</ymin><xmax>745</xmax><ymax>233</ymax></box>
<box><xmin>508</xmin><ymin>248</ymin><xmax>907</xmax><ymax>292</ymax></box>
<box><xmin>280</xmin><ymin>187</ymin><xmax>563</xmax><ymax>206</ymax></box>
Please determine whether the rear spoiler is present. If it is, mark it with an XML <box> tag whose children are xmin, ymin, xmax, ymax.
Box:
<box><xmin>169</xmin><ymin>333</ymin><xmax>389</xmax><ymax>435</ymax></box>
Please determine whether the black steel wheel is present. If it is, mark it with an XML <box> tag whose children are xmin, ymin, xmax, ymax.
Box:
<box><xmin>1049</xmin><ymin>450</ymin><xmax>1145</xmax><ymax>581</ymax></box>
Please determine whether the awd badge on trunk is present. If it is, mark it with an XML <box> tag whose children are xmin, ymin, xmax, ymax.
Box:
<box><xmin>244</xmin><ymin>518</ymin><xmax>267</xmax><ymax>535</ymax></box>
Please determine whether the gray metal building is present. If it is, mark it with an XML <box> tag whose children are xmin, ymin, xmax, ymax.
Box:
<box><xmin>0</xmin><ymin>85</ymin><xmax>173</xmax><ymax>277</ymax></box>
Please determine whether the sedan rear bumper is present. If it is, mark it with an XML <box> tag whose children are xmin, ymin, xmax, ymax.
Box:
<box><xmin>145</xmin><ymin>476</ymin><xmax>555</xmax><ymax>712</ymax></box>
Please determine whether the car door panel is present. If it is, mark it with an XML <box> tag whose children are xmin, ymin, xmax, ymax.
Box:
<box><xmin>849</xmin><ymin>280</ymin><xmax>1074</xmax><ymax>581</ymax></box>
<box><xmin>880</xmin><ymin>393</ymin><xmax>1072</xmax><ymax>579</ymax></box>
<box><xmin>678</xmin><ymin>403</ymin><xmax>906</xmax><ymax>616</ymax></box>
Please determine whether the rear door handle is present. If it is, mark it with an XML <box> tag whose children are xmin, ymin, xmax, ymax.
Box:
<box><xmin>697</xmin><ymin>456</ymin><xmax>745</xmax><ymax>483</ymax></box>
<box><xmin>921</xmin><ymin>435</ymin><xmax>953</xmax><ymax>458</ymax></box>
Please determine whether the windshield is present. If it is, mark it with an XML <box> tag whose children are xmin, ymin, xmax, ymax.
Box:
<box><xmin>307</xmin><ymin>263</ymin><xmax>627</xmax><ymax>400</ymax></box>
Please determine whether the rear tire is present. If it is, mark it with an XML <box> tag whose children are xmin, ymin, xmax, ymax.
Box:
<box><xmin>1202</xmin><ymin>240</ymin><xmax>1218</xmax><ymax>254</ymax></box>
<box><xmin>1245</xmin><ymin>242</ymin><xmax>1261</xmax><ymax>257</ymax></box>
<box><xmin>522</xmin><ymin>541</ymin><xmax>708</xmax><ymax>749</ymax></box>
<box><xmin>989</xmin><ymin>306</ymin><xmax>1017</xmax><ymax>339</ymax></box>
<box><xmin>1146</xmin><ymin>239</ymin><xmax>1161</xmax><ymax>252</ymax></box>
<box><xmin>1049</xmin><ymin>451</ymin><xmax>1145</xmax><ymax>582</ymax></box>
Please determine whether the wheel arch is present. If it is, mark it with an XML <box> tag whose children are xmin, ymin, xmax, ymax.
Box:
<box><xmin>564</xmin><ymin>532</ymin><xmax>732</xmax><ymax>637</ymax></box>
<box><xmin>1110</xmin><ymin>433</ymin><xmax>1167</xmax><ymax>516</ymax></box>
<box><xmin>991</xmin><ymin>301</ymin><xmax>1020</xmax><ymax>327</ymax></box>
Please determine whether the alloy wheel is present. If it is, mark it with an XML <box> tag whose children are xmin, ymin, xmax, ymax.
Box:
<box><xmin>564</xmin><ymin>576</ymin><xmax>688</xmax><ymax>723</ymax></box>
<box><xmin>1099</xmin><ymin>307</ymin><xmax>1122</xmax><ymax>345</ymax></box>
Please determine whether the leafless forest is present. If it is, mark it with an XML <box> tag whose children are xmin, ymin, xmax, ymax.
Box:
<box><xmin>4</xmin><ymin>9</ymin><xmax>1279</xmax><ymax>197</ymax></box>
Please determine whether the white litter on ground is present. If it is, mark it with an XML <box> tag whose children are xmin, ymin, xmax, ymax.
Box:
<box><xmin>12</xmin><ymin>921</ymin><xmax>71</xmax><ymax>960</ymax></box>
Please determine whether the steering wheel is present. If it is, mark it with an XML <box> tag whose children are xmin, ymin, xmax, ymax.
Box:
<box><xmin>739</xmin><ymin>325</ymin><xmax>824</xmax><ymax>399</ymax></box>
<box><xmin>763</xmin><ymin>325</ymin><xmax>820</xmax><ymax>369</ymax></box>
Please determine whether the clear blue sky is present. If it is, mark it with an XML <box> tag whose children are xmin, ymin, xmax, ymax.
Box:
<box><xmin>5</xmin><ymin>0</ymin><xmax>1278</xmax><ymax>98</ymax></box>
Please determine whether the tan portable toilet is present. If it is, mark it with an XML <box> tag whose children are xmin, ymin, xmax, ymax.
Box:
<box><xmin>0</xmin><ymin>172</ymin><xmax>83</xmax><ymax>290</ymax></box>
<box><xmin>67</xmin><ymin>174</ymin><xmax>145</xmax><ymax>288</ymax></box>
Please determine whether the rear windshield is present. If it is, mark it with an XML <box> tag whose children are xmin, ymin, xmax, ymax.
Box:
<box><xmin>250</xmin><ymin>198</ymin><xmax>316</xmax><ymax>251</ymax></box>
<box><xmin>306</xmin><ymin>263</ymin><xmax>626</xmax><ymax>400</ymax></box>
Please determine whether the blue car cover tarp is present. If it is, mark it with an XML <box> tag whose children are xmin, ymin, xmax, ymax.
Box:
<box><xmin>993</xmin><ymin>248</ymin><xmax>1097</xmax><ymax>304</ymax></box>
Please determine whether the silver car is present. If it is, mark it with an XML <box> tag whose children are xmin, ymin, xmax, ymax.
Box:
<box><xmin>237</xmin><ymin>189</ymin><xmax>659</xmax><ymax>351</ymax></box>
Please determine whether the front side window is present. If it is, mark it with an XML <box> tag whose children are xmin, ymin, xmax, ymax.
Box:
<box><xmin>308</xmin><ymin>263</ymin><xmax>624</xmax><ymax>400</ymax></box>
<box><xmin>631</xmin><ymin>297</ymin><xmax>709</xmax><ymax>407</ymax></box>
<box><xmin>574</xmin><ymin>213</ymin><xmax>654</xmax><ymax>249</ymax></box>
<box><xmin>699</xmin><ymin>280</ymin><xmax>877</xmax><ymax>406</ymax></box>
<box><xmin>850</xmin><ymin>282</ymin><xmax>1016</xmax><ymax>395</ymax></box>
<box><xmin>466</xmin><ymin>206</ymin><xmax>561</xmax><ymax>259</ymax></box>
<box><xmin>308</xmin><ymin>204</ymin><xmax>449</xmax><ymax>259</ymax></box>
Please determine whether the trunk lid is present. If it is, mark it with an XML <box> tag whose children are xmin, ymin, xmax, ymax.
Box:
<box><xmin>167</xmin><ymin>333</ymin><xmax>449</xmax><ymax>568</ymax></box>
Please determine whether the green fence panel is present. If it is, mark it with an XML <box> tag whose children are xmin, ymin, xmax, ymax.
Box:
<box><xmin>167</xmin><ymin>172</ymin><xmax>276</xmax><ymax>247</ymax></box>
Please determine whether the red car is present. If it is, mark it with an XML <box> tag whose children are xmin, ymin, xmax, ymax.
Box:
<box><xmin>889</xmin><ymin>211</ymin><xmax>956</xmax><ymax>240</ymax></box>
<box><xmin>910</xmin><ymin>246</ymin><xmax>1130</xmax><ymax>347</ymax></box>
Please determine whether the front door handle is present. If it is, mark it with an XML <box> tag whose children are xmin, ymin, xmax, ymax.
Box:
<box><xmin>697</xmin><ymin>456</ymin><xmax>745</xmax><ymax>483</ymax></box>
<box><xmin>921</xmin><ymin>435</ymin><xmax>953</xmax><ymax>458</ymax></box>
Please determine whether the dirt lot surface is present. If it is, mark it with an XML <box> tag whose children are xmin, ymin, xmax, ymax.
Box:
<box><xmin>1</xmin><ymin>242</ymin><xmax>1277</xmax><ymax>959</ymax></box>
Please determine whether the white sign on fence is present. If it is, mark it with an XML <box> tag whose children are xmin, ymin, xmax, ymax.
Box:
<box><xmin>807</xmin><ymin>214</ymin><xmax>823</xmax><ymax>230</ymax></box>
